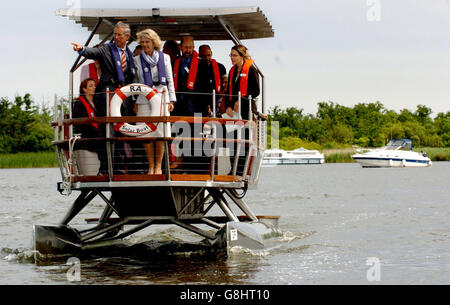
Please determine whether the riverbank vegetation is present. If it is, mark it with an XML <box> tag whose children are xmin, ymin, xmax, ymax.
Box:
<box><xmin>0</xmin><ymin>151</ymin><xmax>58</xmax><ymax>168</ymax></box>
<box><xmin>267</xmin><ymin>101</ymin><xmax>449</xmax><ymax>161</ymax></box>
<box><xmin>0</xmin><ymin>94</ymin><xmax>54</xmax><ymax>153</ymax></box>
<box><xmin>0</xmin><ymin>95</ymin><xmax>449</xmax><ymax>168</ymax></box>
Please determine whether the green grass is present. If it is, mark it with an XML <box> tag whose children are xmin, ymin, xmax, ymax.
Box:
<box><xmin>0</xmin><ymin>147</ymin><xmax>448</xmax><ymax>168</ymax></box>
<box><xmin>0</xmin><ymin>151</ymin><xmax>58</xmax><ymax>168</ymax></box>
<box><xmin>415</xmin><ymin>147</ymin><xmax>450</xmax><ymax>161</ymax></box>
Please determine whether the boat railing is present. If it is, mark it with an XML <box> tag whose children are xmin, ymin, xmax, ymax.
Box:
<box><xmin>51</xmin><ymin>92</ymin><xmax>266</xmax><ymax>193</ymax></box>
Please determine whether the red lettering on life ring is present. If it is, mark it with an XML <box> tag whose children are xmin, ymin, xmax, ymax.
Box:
<box><xmin>110</xmin><ymin>83</ymin><xmax>161</xmax><ymax>137</ymax></box>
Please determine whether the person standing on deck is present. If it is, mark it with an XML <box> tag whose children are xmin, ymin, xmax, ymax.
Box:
<box><xmin>134</xmin><ymin>28</ymin><xmax>176</xmax><ymax>175</ymax></box>
<box><xmin>71</xmin><ymin>21</ymin><xmax>136</xmax><ymax>117</ymax></box>
<box><xmin>171</xmin><ymin>36</ymin><xmax>206</xmax><ymax>117</ymax></box>
<box><xmin>198</xmin><ymin>44</ymin><xmax>226</xmax><ymax>117</ymax></box>
<box><xmin>226</xmin><ymin>45</ymin><xmax>267</xmax><ymax>121</ymax></box>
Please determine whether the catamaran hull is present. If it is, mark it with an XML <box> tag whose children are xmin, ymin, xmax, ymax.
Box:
<box><xmin>33</xmin><ymin>219</ymin><xmax>281</xmax><ymax>258</ymax></box>
<box><xmin>352</xmin><ymin>157</ymin><xmax>432</xmax><ymax>168</ymax></box>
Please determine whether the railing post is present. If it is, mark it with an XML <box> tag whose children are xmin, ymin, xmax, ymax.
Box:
<box><xmin>243</xmin><ymin>95</ymin><xmax>253</xmax><ymax>178</ymax></box>
<box><xmin>69</xmin><ymin>71</ymin><xmax>73</xmax><ymax>139</ymax></box>
<box><xmin>54</xmin><ymin>94</ymin><xmax>58</xmax><ymax>141</ymax></box>
<box><xmin>105</xmin><ymin>88</ymin><xmax>113</xmax><ymax>180</ymax></box>
<box><xmin>60</xmin><ymin>95</ymin><xmax>64</xmax><ymax>141</ymax></box>
<box><xmin>211</xmin><ymin>90</ymin><xmax>217</xmax><ymax>180</ymax></box>
<box><xmin>212</xmin><ymin>89</ymin><xmax>216</xmax><ymax>118</ymax></box>
<box><xmin>232</xmin><ymin>92</ymin><xmax>242</xmax><ymax>177</ymax></box>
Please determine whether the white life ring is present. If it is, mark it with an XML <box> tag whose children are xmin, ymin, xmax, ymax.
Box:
<box><xmin>110</xmin><ymin>83</ymin><xmax>161</xmax><ymax>137</ymax></box>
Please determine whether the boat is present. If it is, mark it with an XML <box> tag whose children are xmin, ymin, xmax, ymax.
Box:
<box><xmin>263</xmin><ymin>148</ymin><xmax>324</xmax><ymax>165</ymax></box>
<box><xmin>351</xmin><ymin>139</ymin><xmax>432</xmax><ymax>167</ymax></box>
<box><xmin>33</xmin><ymin>7</ymin><xmax>281</xmax><ymax>259</ymax></box>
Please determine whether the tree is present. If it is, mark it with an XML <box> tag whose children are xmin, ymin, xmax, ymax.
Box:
<box><xmin>0</xmin><ymin>94</ymin><xmax>54</xmax><ymax>153</ymax></box>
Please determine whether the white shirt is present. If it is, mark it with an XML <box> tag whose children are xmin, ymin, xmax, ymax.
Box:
<box><xmin>134</xmin><ymin>52</ymin><xmax>176</xmax><ymax>103</ymax></box>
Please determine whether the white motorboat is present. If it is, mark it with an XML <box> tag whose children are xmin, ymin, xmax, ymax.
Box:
<box><xmin>352</xmin><ymin>139</ymin><xmax>432</xmax><ymax>167</ymax></box>
<box><xmin>263</xmin><ymin>148</ymin><xmax>325</xmax><ymax>165</ymax></box>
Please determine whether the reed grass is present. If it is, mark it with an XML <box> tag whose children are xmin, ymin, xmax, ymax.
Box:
<box><xmin>0</xmin><ymin>147</ymin><xmax>447</xmax><ymax>168</ymax></box>
<box><xmin>415</xmin><ymin>147</ymin><xmax>450</xmax><ymax>162</ymax></box>
<box><xmin>0</xmin><ymin>151</ymin><xmax>58</xmax><ymax>168</ymax></box>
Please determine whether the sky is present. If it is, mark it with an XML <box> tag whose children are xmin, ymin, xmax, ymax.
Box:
<box><xmin>1</xmin><ymin>0</ymin><xmax>450</xmax><ymax>116</ymax></box>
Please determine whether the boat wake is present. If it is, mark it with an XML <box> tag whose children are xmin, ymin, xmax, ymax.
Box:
<box><xmin>1</xmin><ymin>247</ymin><xmax>39</xmax><ymax>264</ymax></box>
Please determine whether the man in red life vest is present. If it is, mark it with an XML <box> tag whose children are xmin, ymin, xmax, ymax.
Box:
<box><xmin>172</xmin><ymin>36</ymin><xmax>206</xmax><ymax>116</ymax></box>
<box><xmin>198</xmin><ymin>44</ymin><xmax>227</xmax><ymax>116</ymax></box>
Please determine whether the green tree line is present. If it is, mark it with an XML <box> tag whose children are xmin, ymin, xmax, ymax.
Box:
<box><xmin>1</xmin><ymin>95</ymin><xmax>449</xmax><ymax>154</ymax></box>
<box><xmin>0</xmin><ymin>94</ymin><xmax>54</xmax><ymax>153</ymax></box>
<box><xmin>268</xmin><ymin>101</ymin><xmax>450</xmax><ymax>149</ymax></box>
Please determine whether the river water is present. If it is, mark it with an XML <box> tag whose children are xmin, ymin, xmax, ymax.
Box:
<box><xmin>0</xmin><ymin>162</ymin><xmax>448</xmax><ymax>285</ymax></box>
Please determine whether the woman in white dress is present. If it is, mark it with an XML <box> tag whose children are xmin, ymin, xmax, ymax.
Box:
<box><xmin>134</xmin><ymin>29</ymin><xmax>176</xmax><ymax>175</ymax></box>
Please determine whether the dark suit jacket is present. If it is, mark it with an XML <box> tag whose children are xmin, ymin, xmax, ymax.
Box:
<box><xmin>72</xmin><ymin>98</ymin><xmax>101</xmax><ymax>151</ymax></box>
<box><xmin>198</xmin><ymin>60</ymin><xmax>226</xmax><ymax>116</ymax></box>
<box><xmin>81</xmin><ymin>43</ymin><xmax>135</xmax><ymax>116</ymax></box>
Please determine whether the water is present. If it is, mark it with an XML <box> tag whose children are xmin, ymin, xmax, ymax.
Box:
<box><xmin>0</xmin><ymin>163</ymin><xmax>449</xmax><ymax>285</ymax></box>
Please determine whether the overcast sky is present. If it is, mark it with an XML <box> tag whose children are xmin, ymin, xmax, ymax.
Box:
<box><xmin>1</xmin><ymin>0</ymin><xmax>450</xmax><ymax>116</ymax></box>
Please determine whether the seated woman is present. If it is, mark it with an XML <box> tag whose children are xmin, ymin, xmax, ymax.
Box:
<box><xmin>73</xmin><ymin>78</ymin><xmax>101</xmax><ymax>139</ymax></box>
<box><xmin>134</xmin><ymin>28</ymin><xmax>176</xmax><ymax>175</ymax></box>
<box><xmin>72</xmin><ymin>78</ymin><xmax>103</xmax><ymax>175</ymax></box>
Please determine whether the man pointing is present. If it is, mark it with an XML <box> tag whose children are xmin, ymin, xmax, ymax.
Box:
<box><xmin>72</xmin><ymin>21</ymin><xmax>135</xmax><ymax>116</ymax></box>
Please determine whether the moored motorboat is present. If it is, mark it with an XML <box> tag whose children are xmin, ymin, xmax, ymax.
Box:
<box><xmin>351</xmin><ymin>139</ymin><xmax>432</xmax><ymax>168</ymax></box>
<box><xmin>263</xmin><ymin>147</ymin><xmax>324</xmax><ymax>165</ymax></box>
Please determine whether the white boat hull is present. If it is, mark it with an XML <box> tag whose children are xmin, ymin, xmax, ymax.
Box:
<box><xmin>263</xmin><ymin>148</ymin><xmax>324</xmax><ymax>165</ymax></box>
<box><xmin>352</xmin><ymin>156</ymin><xmax>432</xmax><ymax>167</ymax></box>
<box><xmin>262</xmin><ymin>158</ymin><xmax>324</xmax><ymax>165</ymax></box>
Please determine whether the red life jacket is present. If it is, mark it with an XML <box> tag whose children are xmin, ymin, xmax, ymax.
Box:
<box><xmin>79</xmin><ymin>96</ymin><xmax>98</xmax><ymax>129</ymax></box>
<box><xmin>228</xmin><ymin>59</ymin><xmax>255</xmax><ymax>102</ymax></box>
<box><xmin>211</xmin><ymin>59</ymin><xmax>221</xmax><ymax>93</ymax></box>
<box><xmin>173</xmin><ymin>51</ymin><xmax>200</xmax><ymax>91</ymax></box>
<box><xmin>88</xmin><ymin>62</ymin><xmax>99</xmax><ymax>85</ymax></box>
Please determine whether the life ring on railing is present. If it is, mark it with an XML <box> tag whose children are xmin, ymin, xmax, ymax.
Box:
<box><xmin>110</xmin><ymin>83</ymin><xmax>161</xmax><ymax>137</ymax></box>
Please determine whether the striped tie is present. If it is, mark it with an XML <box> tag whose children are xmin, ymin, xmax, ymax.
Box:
<box><xmin>121</xmin><ymin>49</ymin><xmax>127</xmax><ymax>71</ymax></box>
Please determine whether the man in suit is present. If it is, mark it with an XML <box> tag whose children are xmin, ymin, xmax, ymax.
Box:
<box><xmin>198</xmin><ymin>44</ymin><xmax>226</xmax><ymax>116</ymax></box>
<box><xmin>72</xmin><ymin>21</ymin><xmax>135</xmax><ymax>117</ymax></box>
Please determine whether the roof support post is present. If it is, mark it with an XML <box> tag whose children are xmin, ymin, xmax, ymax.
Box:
<box><xmin>216</xmin><ymin>15</ymin><xmax>265</xmax><ymax>114</ymax></box>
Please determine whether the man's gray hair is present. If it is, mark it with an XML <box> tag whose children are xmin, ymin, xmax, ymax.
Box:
<box><xmin>115</xmin><ymin>21</ymin><xmax>131</xmax><ymax>35</ymax></box>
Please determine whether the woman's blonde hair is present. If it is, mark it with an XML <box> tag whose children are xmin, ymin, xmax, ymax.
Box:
<box><xmin>231</xmin><ymin>45</ymin><xmax>251</xmax><ymax>60</ymax></box>
<box><xmin>136</xmin><ymin>28</ymin><xmax>162</xmax><ymax>51</ymax></box>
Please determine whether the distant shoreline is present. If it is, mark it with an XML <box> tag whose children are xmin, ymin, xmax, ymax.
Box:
<box><xmin>0</xmin><ymin>148</ymin><xmax>448</xmax><ymax>169</ymax></box>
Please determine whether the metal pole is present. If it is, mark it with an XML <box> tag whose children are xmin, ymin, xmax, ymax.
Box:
<box><xmin>212</xmin><ymin>89</ymin><xmax>216</xmax><ymax>118</ymax></box>
<box><xmin>216</xmin><ymin>15</ymin><xmax>265</xmax><ymax>115</ymax></box>
<box><xmin>60</xmin><ymin>94</ymin><xmax>64</xmax><ymax>141</ymax></box>
<box><xmin>54</xmin><ymin>94</ymin><xmax>58</xmax><ymax>141</ymax></box>
<box><xmin>211</xmin><ymin>90</ymin><xmax>217</xmax><ymax>180</ymax></box>
<box><xmin>248</xmin><ymin>94</ymin><xmax>252</xmax><ymax>122</ymax></box>
<box><xmin>215</xmin><ymin>192</ymin><xmax>239</xmax><ymax>222</ymax></box>
<box><xmin>70</xmin><ymin>17</ymin><xmax>103</xmax><ymax>73</ymax></box>
<box><xmin>105</xmin><ymin>88</ymin><xmax>113</xmax><ymax>180</ymax></box>
<box><xmin>242</xmin><ymin>95</ymin><xmax>253</xmax><ymax>178</ymax></box>
<box><xmin>224</xmin><ymin>189</ymin><xmax>258</xmax><ymax>222</ymax></box>
<box><xmin>69</xmin><ymin>72</ymin><xmax>73</xmax><ymax>139</ymax></box>
<box><xmin>232</xmin><ymin>92</ymin><xmax>242</xmax><ymax>176</ymax></box>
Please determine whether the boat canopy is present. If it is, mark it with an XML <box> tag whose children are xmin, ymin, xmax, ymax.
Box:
<box><xmin>386</xmin><ymin>139</ymin><xmax>413</xmax><ymax>151</ymax></box>
<box><xmin>55</xmin><ymin>7</ymin><xmax>274</xmax><ymax>42</ymax></box>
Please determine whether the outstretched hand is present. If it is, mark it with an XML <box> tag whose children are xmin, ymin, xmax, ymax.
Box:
<box><xmin>71</xmin><ymin>42</ymin><xmax>83</xmax><ymax>52</ymax></box>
